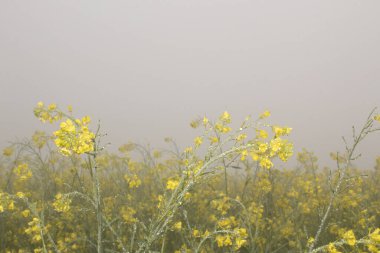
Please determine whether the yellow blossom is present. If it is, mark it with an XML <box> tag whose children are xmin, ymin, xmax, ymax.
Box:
<box><xmin>203</xmin><ymin>116</ymin><xmax>209</xmax><ymax>126</ymax></box>
<box><xmin>48</xmin><ymin>103</ymin><xmax>57</xmax><ymax>111</ymax></box>
<box><xmin>260</xmin><ymin>110</ymin><xmax>271</xmax><ymax>119</ymax></box>
<box><xmin>21</xmin><ymin>209</ymin><xmax>30</xmax><ymax>218</ymax></box>
<box><xmin>2</xmin><ymin>146</ymin><xmax>13</xmax><ymax>156</ymax></box>
<box><xmin>167</xmin><ymin>178</ymin><xmax>179</xmax><ymax>191</ymax></box>
<box><xmin>342</xmin><ymin>230</ymin><xmax>356</xmax><ymax>246</ymax></box>
<box><xmin>327</xmin><ymin>243</ymin><xmax>341</xmax><ymax>253</ymax></box>
<box><xmin>173</xmin><ymin>221</ymin><xmax>182</xmax><ymax>231</ymax></box>
<box><xmin>14</xmin><ymin>163</ymin><xmax>32</xmax><ymax>181</ymax></box>
<box><xmin>220</xmin><ymin>111</ymin><xmax>231</xmax><ymax>123</ymax></box>
<box><xmin>53</xmin><ymin>117</ymin><xmax>95</xmax><ymax>156</ymax></box>
<box><xmin>194</xmin><ymin>136</ymin><xmax>203</xmax><ymax>148</ymax></box>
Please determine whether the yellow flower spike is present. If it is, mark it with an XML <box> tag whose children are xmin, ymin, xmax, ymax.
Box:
<box><xmin>13</xmin><ymin>163</ymin><xmax>32</xmax><ymax>181</ymax></box>
<box><xmin>16</xmin><ymin>192</ymin><xmax>25</xmax><ymax>198</ymax></box>
<box><xmin>260</xmin><ymin>110</ymin><xmax>271</xmax><ymax>119</ymax></box>
<box><xmin>173</xmin><ymin>221</ymin><xmax>182</xmax><ymax>231</ymax></box>
<box><xmin>236</xmin><ymin>133</ymin><xmax>247</xmax><ymax>142</ymax></box>
<box><xmin>250</xmin><ymin>151</ymin><xmax>259</xmax><ymax>161</ymax></box>
<box><xmin>342</xmin><ymin>230</ymin><xmax>356</xmax><ymax>246</ymax></box>
<box><xmin>8</xmin><ymin>201</ymin><xmax>14</xmax><ymax>210</ymax></box>
<box><xmin>259</xmin><ymin>156</ymin><xmax>273</xmax><ymax>169</ymax></box>
<box><xmin>203</xmin><ymin>230</ymin><xmax>210</xmax><ymax>237</ymax></box>
<box><xmin>166</xmin><ymin>178</ymin><xmax>179</xmax><ymax>191</ymax></box>
<box><xmin>47</xmin><ymin>103</ymin><xmax>57</xmax><ymax>111</ymax></box>
<box><xmin>240</xmin><ymin>150</ymin><xmax>248</xmax><ymax>161</ymax></box>
<box><xmin>209</xmin><ymin>136</ymin><xmax>219</xmax><ymax>144</ymax></box>
<box><xmin>2</xmin><ymin>146</ymin><xmax>13</xmax><ymax>156</ymax></box>
<box><xmin>82</xmin><ymin>116</ymin><xmax>91</xmax><ymax>124</ymax></box>
<box><xmin>215</xmin><ymin>235</ymin><xmax>225</xmax><ymax>247</ymax></box>
<box><xmin>272</xmin><ymin>126</ymin><xmax>292</xmax><ymax>137</ymax></box>
<box><xmin>369</xmin><ymin>228</ymin><xmax>380</xmax><ymax>243</ymax></box>
<box><xmin>223</xmin><ymin>235</ymin><xmax>233</xmax><ymax>246</ymax></box>
<box><xmin>124</xmin><ymin>174</ymin><xmax>141</xmax><ymax>188</ymax></box>
<box><xmin>54</xmin><ymin>117</ymin><xmax>95</xmax><ymax>156</ymax></box>
<box><xmin>193</xmin><ymin>229</ymin><xmax>200</xmax><ymax>237</ymax></box>
<box><xmin>52</xmin><ymin>193</ymin><xmax>71</xmax><ymax>212</ymax></box>
<box><xmin>194</xmin><ymin>136</ymin><xmax>203</xmax><ymax>148</ymax></box>
<box><xmin>21</xmin><ymin>209</ymin><xmax>30</xmax><ymax>218</ymax></box>
<box><xmin>202</xmin><ymin>116</ymin><xmax>209</xmax><ymax>126</ymax></box>
<box><xmin>184</xmin><ymin>147</ymin><xmax>193</xmax><ymax>154</ymax></box>
<box><xmin>270</xmin><ymin>138</ymin><xmax>282</xmax><ymax>153</ymax></box>
<box><xmin>257</xmin><ymin>142</ymin><xmax>268</xmax><ymax>153</ymax></box>
<box><xmin>220</xmin><ymin>111</ymin><xmax>231</xmax><ymax>123</ymax></box>
<box><xmin>190</xmin><ymin>119</ymin><xmax>200</xmax><ymax>129</ymax></box>
<box><xmin>121</xmin><ymin>207</ymin><xmax>137</xmax><ymax>223</ymax></box>
<box><xmin>327</xmin><ymin>243</ymin><xmax>341</xmax><ymax>253</ymax></box>
<box><xmin>257</xmin><ymin>129</ymin><xmax>268</xmax><ymax>139</ymax></box>
<box><xmin>234</xmin><ymin>237</ymin><xmax>247</xmax><ymax>250</ymax></box>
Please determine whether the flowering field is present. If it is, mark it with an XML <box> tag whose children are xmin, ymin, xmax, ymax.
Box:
<box><xmin>0</xmin><ymin>102</ymin><xmax>379</xmax><ymax>253</ymax></box>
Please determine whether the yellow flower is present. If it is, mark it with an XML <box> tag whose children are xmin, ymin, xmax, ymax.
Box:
<box><xmin>342</xmin><ymin>230</ymin><xmax>356</xmax><ymax>246</ymax></box>
<box><xmin>194</xmin><ymin>136</ymin><xmax>203</xmax><ymax>148</ymax></box>
<box><xmin>52</xmin><ymin>193</ymin><xmax>71</xmax><ymax>212</ymax></box>
<box><xmin>236</xmin><ymin>134</ymin><xmax>247</xmax><ymax>142</ymax></box>
<box><xmin>32</xmin><ymin>131</ymin><xmax>47</xmax><ymax>149</ymax></box>
<box><xmin>220</xmin><ymin>111</ymin><xmax>231</xmax><ymax>123</ymax></box>
<box><xmin>369</xmin><ymin>228</ymin><xmax>380</xmax><ymax>243</ymax></box>
<box><xmin>16</xmin><ymin>192</ymin><xmax>25</xmax><ymax>198</ymax></box>
<box><xmin>250</xmin><ymin>152</ymin><xmax>259</xmax><ymax>161</ymax></box>
<box><xmin>203</xmin><ymin>116</ymin><xmax>209</xmax><ymax>126</ymax></box>
<box><xmin>48</xmin><ymin>103</ymin><xmax>57</xmax><ymax>111</ymax></box>
<box><xmin>14</xmin><ymin>163</ymin><xmax>32</xmax><ymax>181</ymax></box>
<box><xmin>184</xmin><ymin>147</ymin><xmax>193</xmax><ymax>154</ymax></box>
<box><xmin>21</xmin><ymin>209</ymin><xmax>30</xmax><ymax>218</ymax></box>
<box><xmin>166</xmin><ymin>178</ymin><xmax>179</xmax><ymax>190</ymax></box>
<box><xmin>240</xmin><ymin>150</ymin><xmax>248</xmax><ymax>161</ymax></box>
<box><xmin>53</xmin><ymin>117</ymin><xmax>95</xmax><ymax>156</ymax></box>
<box><xmin>272</xmin><ymin>126</ymin><xmax>292</xmax><ymax>137</ymax></box>
<box><xmin>124</xmin><ymin>174</ymin><xmax>141</xmax><ymax>188</ymax></box>
<box><xmin>259</xmin><ymin>157</ymin><xmax>273</xmax><ymax>169</ymax></box>
<box><xmin>234</xmin><ymin>237</ymin><xmax>247</xmax><ymax>250</ymax></box>
<box><xmin>173</xmin><ymin>221</ymin><xmax>182</xmax><ymax>231</ymax></box>
<box><xmin>2</xmin><ymin>146</ymin><xmax>13</xmax><ymax>156</ymax></box>
<box><xmin>260</xmin><ymin>110</ymin><xmax>271</xmax><ymax>119</ymax></box>
<box><xmin>327</xmin><ymin>243</ymin><xmax>341</xmax><ymax>253</ymax></box>
<box><xmin>193</xmin><ymin>229</ymin><xmax>201</xmax><ymax>237</ymax></box>
<box><xmin>209</xmin><ymin>136</ymin><xmax>219</xmax><ymax>144</ymax></box>
<box><xmin>215</xmin><ymin>123</ymin><xmax>232</xmax><ymax>133</ymax></box>
<box><xmin>257</xmin><ymin>142</ymin><xmax>268</xmax><ymax>153</ymax></box>
<box><xmin>216</xmin><ymin>234</ymin><xmax>233</xmax><ymax>247</ymax></box>
<box><xmin>8</xmin><ymin>201</ymin><xmax>14</xmax><ymax>210</ymax></box>
<box><xmin>257</xmin><ymin>130</ymin><xmax>268</xmax><ymax>139</ymax></box>
<box><xmin>121</xmin><ymin>207</ymin><xmax>137</xmax><ymax>223</ymax></box>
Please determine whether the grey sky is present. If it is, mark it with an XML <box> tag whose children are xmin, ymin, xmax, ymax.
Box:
<box><xmin>1</xmin><ymin>0</ymin><xmax>379</xmax><ymax>168</ymax></box>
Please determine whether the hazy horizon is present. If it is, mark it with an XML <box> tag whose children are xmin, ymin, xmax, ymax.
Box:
<box><xmin>1</xmin><ymin>0</ymin><xmax>380</xmax><ymax>169</ymax></box>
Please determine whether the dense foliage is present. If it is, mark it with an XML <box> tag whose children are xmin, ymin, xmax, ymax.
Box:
<box><xmin>0</xmin><ymin>103</ymin><xmax>379</xmax><ymax>253</ymax></box>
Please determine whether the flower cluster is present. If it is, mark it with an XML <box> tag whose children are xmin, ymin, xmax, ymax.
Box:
<box><xmin>53</xmin><ymin>117</ymin><xmax>95</xmax><ymax>156</ymax></box>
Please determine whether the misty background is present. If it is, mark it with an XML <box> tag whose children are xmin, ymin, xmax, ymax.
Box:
<box><xmin>1</xmin><ymin>0</ymin><xmax>379</xmax><ymax>169</ymax></box>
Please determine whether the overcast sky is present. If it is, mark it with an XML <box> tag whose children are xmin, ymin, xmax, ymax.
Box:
<box><xmin>1</xmin><ymin>0</ymin><xmax>380</xmax><ymax>168</ymax></box>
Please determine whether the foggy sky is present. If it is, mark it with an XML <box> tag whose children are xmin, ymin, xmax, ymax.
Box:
<box><xmin>1</xmin><ymin>0</ymin><xmax>380</xmax><ymax>168</ymax></box>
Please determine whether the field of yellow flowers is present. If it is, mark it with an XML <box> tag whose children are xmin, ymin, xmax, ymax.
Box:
<box><xmin>0</xmin><ymin>102</ymin><xmax>379</xmax><ymax>253</ymax></box>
